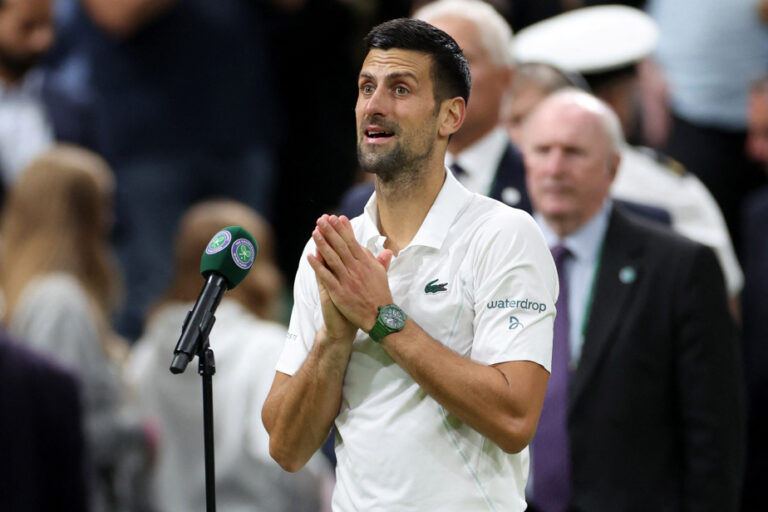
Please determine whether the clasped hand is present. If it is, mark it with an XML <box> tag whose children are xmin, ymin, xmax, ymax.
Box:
<box><xmin>308</xmin><ymin>214</ymin><xmax>393</xmax><ymax>340</ymax></box>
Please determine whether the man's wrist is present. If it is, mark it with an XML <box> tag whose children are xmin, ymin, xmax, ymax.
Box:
<box><xmin>368</xmin><ymin>304</ymin><xmax>407</xmax><ymax>343</ymax></box>
<box><xmin>317</xmin><ymin>325</ymin><xmax>356</xmax><ymax>347</ymax></box>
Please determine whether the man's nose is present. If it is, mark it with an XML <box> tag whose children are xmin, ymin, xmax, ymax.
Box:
<box><xmin>543</xmin><ymin>150</ymin><xmax>567</xmax><ymax>176</ymax></box>
<box><xmin>362</xmin><ymin>88</ymin><xmax>390</xmax><ymax>118</ymax></box>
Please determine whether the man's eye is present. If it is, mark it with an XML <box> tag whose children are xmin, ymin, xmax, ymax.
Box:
<box><xmin>361</xmin><ymin>84</ymin><xmax>375</xmax><ymax>94</ymax></box>
<box><xmin>395</xmin><ymin>86</ymin><xmax>409</xmax><ymax>95</ymax></box>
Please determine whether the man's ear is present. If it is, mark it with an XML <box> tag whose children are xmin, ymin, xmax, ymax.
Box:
<box><xmin>438</xmin><ymin>97</ymin><xmax>466</xmax><ymax>138</ymax></box>
<box><xmin>607</xmin><ymin>152</ymin><xmax>621</xmax><ymax>182</ymax></box>
<box><xmin>501</xmin><ymin>65</ymin><xmax>514</xmax><ymax>92</ymax></box>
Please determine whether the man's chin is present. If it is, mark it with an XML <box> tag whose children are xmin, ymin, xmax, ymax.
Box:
<box><xmin>357</xmin><ymin>147</ymin><xmax>397</xmax><ymax>174</ymax></box>
<box><xmin>538</xmin><ymin>202</ymin><xmax>576</xmax><ymax>221</ymax></box>
<box><xmin>359</xmin><ymin>157</ymin><xmax>396</xmax><ymax>177</ymax></box>
<box><xmin>0</xmin><ymin>55</ymin><xmax>41</xmax><ymax>80</ymax></box>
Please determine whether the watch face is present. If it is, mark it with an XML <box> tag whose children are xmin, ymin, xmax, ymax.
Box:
<box><xmin>382</xmin><ymin>306</ymin><xmax>406</xmax><ymax>329</ymax></box>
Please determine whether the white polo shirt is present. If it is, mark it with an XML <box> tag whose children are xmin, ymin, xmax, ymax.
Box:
<box><xmin>277</xmin><ymin>170</ymin><xmax>557</xmax><ymax>512</ymax></box>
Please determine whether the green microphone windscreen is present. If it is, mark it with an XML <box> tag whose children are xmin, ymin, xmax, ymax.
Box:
<box><xmin>200</xmin><ymin>226</ymin><xmax>258</xmax><ymax>289</ymax></box>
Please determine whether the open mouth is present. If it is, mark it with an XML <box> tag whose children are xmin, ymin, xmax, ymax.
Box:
<box><xmin>366</xmin><ymin>130</ymin><xmax>393</xmax><ymax>138</ymax></box>
<box><xmin>364</xmin><ymin>125</ymin><xmax>395</xmax><ymax>143</ymax></box>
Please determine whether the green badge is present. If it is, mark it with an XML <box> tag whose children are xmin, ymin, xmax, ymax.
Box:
<box><xmin>206</xmin><ymin>230</ymin><xmax>232</xmax><ymax>255</ymax></box>
<box><xmin>619</xmin><ymin>266</ymin><xmax>636</xmax><ymax>284</ymax></box>
<box><xmin>231</xmin><ymin>239</ymin><xmax>255</xmax><ymax>269</ymax></box>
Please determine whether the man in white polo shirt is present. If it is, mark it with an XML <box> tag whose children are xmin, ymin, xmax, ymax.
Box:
<box><xmin>262</xmin><ymin>17</ymin><xmax>557</xmax><ymax>512</ymax></box>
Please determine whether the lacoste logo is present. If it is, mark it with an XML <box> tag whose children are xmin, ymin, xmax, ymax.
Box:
<box><xmin>425</xmin><ymin>278</ymin><xmax>448</xmax><ymax>294</ymax></box>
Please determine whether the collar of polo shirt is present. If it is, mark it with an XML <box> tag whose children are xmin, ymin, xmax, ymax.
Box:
<box><xmin>361</xmin><ymin>169</ymin><xmax>474</xmax><ymax>254</ymax></box>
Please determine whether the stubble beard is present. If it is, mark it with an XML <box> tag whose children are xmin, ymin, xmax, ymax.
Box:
<box><xmin>357</xmin><ymin>122</ymin><xmax>436</xmax><ymax>190</ymax></box>
<box><xmin>0</xmin><ymin>46</ymin><xmax>42</xmax><ymax>83</ymax></box>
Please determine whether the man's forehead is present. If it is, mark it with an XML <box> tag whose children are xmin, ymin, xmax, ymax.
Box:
<box><xmin>1</xmin><ymin>0</ymin><xmax>52</xmax><ymax>17</ymax></box>
<box><xmin>360</xmin><ymin>48</ymin><xmax>432</xmax><ymax>80</ymax></box>
<box><xmin>528</xmin><ymin>100</ymin><xmax>604</xmax><ymax>142</ymax></box>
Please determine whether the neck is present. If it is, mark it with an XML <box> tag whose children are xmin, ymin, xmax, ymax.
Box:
<box><xmin>543</xmin><ymin>215</ymin><xmax>586</xmax><ymax>240</ymax></box>
<box><xmin>0</xmin><ymin>63</ymin><xmax>24</xmax><ymax>87</ymax></box>
<box><xmin>374</xmin><ymin>156</ymin><xmax>446</xmax><ymax>255</ymax></box>
<box><xmin>543</xmin><ymin>205</ymin><xmax>607</xmax><ymax>239</ymax></box>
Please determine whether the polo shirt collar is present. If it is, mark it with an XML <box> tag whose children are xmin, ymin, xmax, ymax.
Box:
<box><xmin>361</xmin><ymin>168</ymin><xmax>473</xmax><ymax>251</ymax></box>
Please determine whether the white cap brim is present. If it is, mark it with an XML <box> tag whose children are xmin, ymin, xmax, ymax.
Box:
<box><xmin>514</xmin><ymin>5</ymin><xmax>658</xmax><ymax>74</ymax></box>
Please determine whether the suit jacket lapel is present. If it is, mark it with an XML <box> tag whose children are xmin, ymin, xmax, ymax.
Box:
<box><xmin>488</xmin><ymin>142</ymin><xmax>532</xmax><ymax>213</ymax></box>
<box><xmin>569</xmin><ymin>208</ymin><xmax>645</xmax><ymax>413</ymax></box>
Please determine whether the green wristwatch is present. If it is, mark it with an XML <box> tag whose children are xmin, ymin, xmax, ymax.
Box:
<box><xmin>369</xmin><ymin>304</ymin><xmax>407</xmax><ymax>343</ymax></box>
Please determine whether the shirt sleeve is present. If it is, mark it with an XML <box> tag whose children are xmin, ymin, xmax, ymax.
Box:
<box><xmin>275</xmin><ymin>239</ymin><xmax>322</xmax><ymax>376</ymax></box>
<box><xmin>470</xmin><ymin>210</ymin><xmax>558</xmax><ymax>371</ymax></box>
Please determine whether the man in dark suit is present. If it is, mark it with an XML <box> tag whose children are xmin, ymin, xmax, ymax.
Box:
<box><xmin>741</xmin><ymin>75</ymin><xmax>768</xmax><ymax>511</ymax></box>
<box><xmin>521</xmin><ymin>88</ymin><xmax>744</xmax><ymax>512</ymax></box>
<box><xmin>337</xmin><ymin>0</ymin><xmax>529</xmax><ymax>218</ymax></box>
<box><xmin>0</xmin><ymin>330</ymin><xmax>89</xmax><ymax>511</ymax></box>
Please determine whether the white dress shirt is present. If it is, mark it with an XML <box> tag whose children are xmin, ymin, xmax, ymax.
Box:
<box><xmin>445</xmin><ymin>127</ymin><xmax>509</xmax><ymax>196</ymax></box>
<box><xmin>0</xmin><ymin>71</ymin><xmax>53</xmax><ymax>184</ymax></box>
<box><xmin>535</xmin><ymin>201</ymin><xmax>612</xmax><ymax>368</ymax></box>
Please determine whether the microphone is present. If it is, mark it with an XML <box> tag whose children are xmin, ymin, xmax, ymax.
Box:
<box><xmin>169</xmin><ymin>226</ymin><xmax>258</xmax><ymax>374</ymax></box>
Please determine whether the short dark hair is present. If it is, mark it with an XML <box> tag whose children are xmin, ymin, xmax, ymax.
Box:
<box><xmin>364</xmin><ymin>18</ymin><xmax>471</xmax><ymax>107</ymax></box>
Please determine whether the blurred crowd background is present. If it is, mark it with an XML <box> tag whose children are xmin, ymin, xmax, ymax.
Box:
<box><xmin>0</xmin><ymin>0</ymin><xmax>766</xmax><ymax>511</ymax></box>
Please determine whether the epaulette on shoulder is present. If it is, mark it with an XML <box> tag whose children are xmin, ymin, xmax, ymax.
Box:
<box><xmin>636</xmin><ymin>146</ymin><xmax>687</xmax><ymax>177</ymax></box>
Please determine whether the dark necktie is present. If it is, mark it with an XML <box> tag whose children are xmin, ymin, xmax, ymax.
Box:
<box><xmin>532</xmin><ymin>244</ymin><xmax>572</xmax><ymax>512</ymax></box>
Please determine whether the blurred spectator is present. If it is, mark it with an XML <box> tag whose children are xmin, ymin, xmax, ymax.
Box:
<box><xmin>501</xmin><ymin>62</ymin><xmax>584</xmax><ymax>144</ymax></box>
<box><xmin>339</xmin><ymin>0</ymin><xmax>529</xmax><ymax>216</ymax></box>
<box><xmin>0</xmin><ymin>145</ymin><xmax>152</xmax><ymax>512</ymax></box>
<box><xmin>511</xmin><ymin>6</ymin><xmax>744</xmax><ymax>313</ymax></box>
<box><xmin>127</xmin><ymin>199</ymin><xmax>332</xmax><ymax>512</ymax></box>
<box><xmin>0</xmin><ymin>0</ymin><xmax>54</xmax><ymax>188</ymax></box>
<box><xmin>522</xmin><ymin>89</ymin><xmax>744</xmax><ymax>512</ymax></box>
<box><xmin>53</xmin><ymin>0</ymin><xmax>307</xmax><ymax>340</ymax></box>
<box><xmin>644</xmin><ymin>0</ymin><xmax>768</xmax><ymax>251</ymax></box>
<box><xmin>741</xmin><ymin>75</ymin><xmax>768</xmax><ymax>511</ymax></box>
<box><xmin>0</xmin><ymin>332</ymin><xmax>89</xmax><ymax>512</ymax></box>
<box><xmin>0</xmin><ymin>0</ymin><xmax>90</xmax><ymax>202</ymax></box>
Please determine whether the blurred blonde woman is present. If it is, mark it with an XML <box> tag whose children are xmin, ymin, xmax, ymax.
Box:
<box><xmin>0</xmin><ymin>144</ymin><xmax>151</xmax><ymax>512</ymax></box>
<box><xmin>127</xmin><ymin>199</ymin><xmax>333</xmax><ymax>512</ymax></box>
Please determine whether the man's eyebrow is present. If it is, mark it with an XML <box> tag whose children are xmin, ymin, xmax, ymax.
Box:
<box><xmin>386</xmin><ymin>71</ymin><xmax>419</xmax><ymax>82</ymax></box>
<box><xmin>358</xmin><ymin>71</ymin><xmax>419</xmax><ymax>83</ymax></box>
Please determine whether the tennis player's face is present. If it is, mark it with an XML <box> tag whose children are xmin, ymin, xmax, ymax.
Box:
<box><xmin>355</xmin><ymin>48</ymin><xmax>440</xmax><ymax>181</ymax></box>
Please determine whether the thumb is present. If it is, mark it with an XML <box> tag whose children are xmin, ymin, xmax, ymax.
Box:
<box><xmin>377</xmin><ymin>249</ymin><xmax>393</xmax><ymax>271</ymax></box>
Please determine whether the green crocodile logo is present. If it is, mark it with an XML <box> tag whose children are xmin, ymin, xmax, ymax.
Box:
<box><xmin>425</xmin><ymin>278</ymin><xmax>448</xmax><ymax>294</ymax></box>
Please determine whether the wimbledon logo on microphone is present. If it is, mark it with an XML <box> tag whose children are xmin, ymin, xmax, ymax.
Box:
<box><xmin>206</xmin><ymin>230</ymin><xmax>232</xmax><ymax>255</ymax></box>
<box><xmin>232</xmin><ymin>239</ymin><xmax>255</xmax><ymax>270</ymax></box>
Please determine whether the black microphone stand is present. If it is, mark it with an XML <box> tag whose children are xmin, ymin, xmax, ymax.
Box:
<box><xmin>199</xmin><ymin>342</ymin><xmax>217</xmax><ymax>512</ymax></box>
<box><xmin>170</xmin><ymin>273</ymin><xmax>228</xmax><ymax>512</ymax></box>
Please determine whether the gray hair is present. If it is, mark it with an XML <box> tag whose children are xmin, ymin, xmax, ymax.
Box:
<box><xmin>413</xmin><ymin>0</ymin><xmax>514</xmax><ymax>67</ymax></box>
